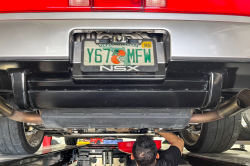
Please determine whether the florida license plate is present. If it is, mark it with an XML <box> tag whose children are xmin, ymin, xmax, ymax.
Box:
<box><xmin>81</xmin><ymin>39</ymin><xmax>158</xmax><ymax>72</ymax></box>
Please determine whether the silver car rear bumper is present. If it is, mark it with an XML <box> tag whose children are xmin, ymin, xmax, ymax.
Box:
<box><xmin>0</xmin><ymin>12</ymin><xmax>249</xmax><ymax>62</ymax></box>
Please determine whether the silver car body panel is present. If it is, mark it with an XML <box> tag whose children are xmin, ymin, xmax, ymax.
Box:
<box><xmin>0</xmin><ymin>12</ymin><xmax>250</xmax><ymax>61</ymax></box>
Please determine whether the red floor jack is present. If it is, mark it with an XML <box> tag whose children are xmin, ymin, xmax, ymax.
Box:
<box><xmin>43</xmin><ymin>136</ymin><xmax>52</xmax><ymax>146</ymax></box>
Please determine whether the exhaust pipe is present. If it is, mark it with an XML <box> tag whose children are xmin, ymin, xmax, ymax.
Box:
<box><xmin>0</xmin><ymin>97</ymin><xmax>43</xmax><ymax>124</ymax></box>
<box><xmin>190</xmin><ymin>89</ymin><xmax>250</xmax><ymax>124</ymax></box>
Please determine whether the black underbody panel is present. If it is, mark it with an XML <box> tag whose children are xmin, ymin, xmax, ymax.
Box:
<box><xmin>0</xmin><ymin>61</ymin><xmax>249</xmax><ymax>110</ymax></box>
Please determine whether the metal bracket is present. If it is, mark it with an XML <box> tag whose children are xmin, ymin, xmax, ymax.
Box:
<box><xmin>10</xmin><ymin>70</ymin><xmax>33</xmax><ymax>111</ymax></box>
<box><xmin>201</xmin><ymin>72</ymin><xmax>224</xmax><ymax>110</ymax></box>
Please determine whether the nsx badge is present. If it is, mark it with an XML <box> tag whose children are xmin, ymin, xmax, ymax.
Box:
<box><xmin>100</xmin><ymin>66</ymin><xmax>139</xmax><ymax>71</ymax></box>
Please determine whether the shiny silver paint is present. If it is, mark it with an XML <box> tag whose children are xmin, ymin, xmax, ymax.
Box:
<box><xmin>1</xmin><ymin>12</ymin><xmax>250</xmax><ymax>23</ymax></box>
<box><xmin>0</xmin><ymin>12</ymin><xmax>250</xmax><ymax>61</ymax></box>
<box><xmin>73</xmin><ymin>42</ymin><xmax>82</xmax><ymax>63</ymax></box>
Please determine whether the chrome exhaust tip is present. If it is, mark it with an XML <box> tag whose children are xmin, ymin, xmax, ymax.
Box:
<box><xmin>219</xmin><ymin>89</ymin><xmax>250</xmax><ymax>118</ymax></box>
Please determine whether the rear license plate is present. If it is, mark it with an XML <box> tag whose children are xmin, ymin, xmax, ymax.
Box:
<box><xmin>81</xmin><ymin>39</ymin><xmax>158</xmax><ymax>72</ymax></box>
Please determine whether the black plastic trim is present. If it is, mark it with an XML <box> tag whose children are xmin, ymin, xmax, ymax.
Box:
<box><xmin>201</xmin><ymin>72</ymin><xmax>224</xmax><ymax>110</ymax></box>
<box><xmin>10</xmin><ymin>70</ymin><xmax>33</xmax><ymax>111</ymax></box>
<box><xmin>29</xmin><ymin>90</ymin><xmax>207</xmax><ymax>108</ymax></box>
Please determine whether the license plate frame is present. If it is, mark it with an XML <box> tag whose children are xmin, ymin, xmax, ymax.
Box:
<box><xmin>81</xmin><ymin>39</ymin><xmax>158</xmax><ymax>72</ymax></box>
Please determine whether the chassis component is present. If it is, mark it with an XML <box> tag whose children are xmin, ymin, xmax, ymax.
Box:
<box><xmin>63</xmin><ymin>133</ymin><xmax>155</xmax><ymax>138</ymax></box>
<box><xmin>41</xmin><ymin>108</ymin><xmax>191</xmax><ymax>129</ymax></box>
<box><xmin>1</xmin><ymin>89</ymin><xmax>250</xmax><ymax>128</ymax></box>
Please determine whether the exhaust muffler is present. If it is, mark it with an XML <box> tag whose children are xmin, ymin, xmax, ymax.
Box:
<box><xmin>190</xmin><ymin>89</ymin><xmax>250</xmax><ymax>124</ymax></box>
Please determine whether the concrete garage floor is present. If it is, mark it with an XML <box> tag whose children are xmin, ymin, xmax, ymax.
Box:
<box><xmin>182</xmin><ymin>144</ymin><xmax>250</xmax><ymax>166</ymax></box>
<box><xmin>0</xmin><ymin>144</ymin><xmax>75</xmax><ymax>164</ymax></box>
